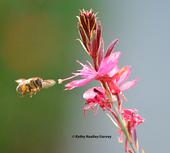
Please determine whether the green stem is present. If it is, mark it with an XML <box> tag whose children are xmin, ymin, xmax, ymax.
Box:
<box><xmin>101</xmin><ymin>82</ymin><xmax>138</xmax><ymax>153</ymax></box>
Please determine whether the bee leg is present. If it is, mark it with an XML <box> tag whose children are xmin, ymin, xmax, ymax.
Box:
<box><xmin>34</xmin><ymin>88</ymin><xmax>39</xmax><ymax>95</ymax></box>
<box><xmin>32</xmin><ymin>89</ymin><xmax>37</xmax><ymax>95</ymax></box>
<box><xmin>21</xmin><ymin>91</ymin><xmax>26</xmax><ymax>97</ymax></box>
<box><xmin>37</xmin><ymin>87</ymin><xmax>40</xmax><ymax>92</ymax></box>
<box><xmin>29</xmin><ymin>91</ymin><xmax>33</xmax><ymax>98</ymax></box>
<box><xmin>19</xmin><ymin>93</ymin><xmax>24</xmax><ymax>97</ymax></box>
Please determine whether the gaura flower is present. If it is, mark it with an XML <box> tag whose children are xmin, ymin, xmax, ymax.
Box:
<box><xmin>122</xmin><ymin>109</ymin><xmax>144</xmax><ymax>127</ymax></box>
<box><xmin>58</xmin><ymin>51</ymin><xmax>120</xmax><ymax>90</ymax></box>
<box><xmin>107</xmin><ymin>65</ymin><xmax>138</xmax><ymax>95</ymax></box>
<box><xmin>118</xmin><ymin>109</ymin><xmax>144</xmax><ymax>152</ymax></box>
<box><xmin>83</xmin><ymin>87</ymin><xmax>111</xmax><ymax>114</ymax></box>
<box><xmin>58</xmin><ymin>36</ymin><xmax>121</xmax><ymax>90</ymax></box>
<box><xmin>100</xmin><ymin>64</ymin><xmax>137</xmax><ymax>112</ymax></box>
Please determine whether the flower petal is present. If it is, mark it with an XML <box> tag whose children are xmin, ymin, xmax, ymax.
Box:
<box><xmin>119</xmin><ymin>79</ymin><xmax>137</xmax><ymax>91</ymax></box>
<box><xmin>76</xmin><ymin>61</ymin><xmax>96</xmax><ymax>78</ymax></box>
<box><xmin>108</xmin><ymin>65</ymin><xmax>119</xmax><ymax>77</ymax></box>
<box><xmin>107</xmin><ymin>81</ymin><xmax>121</xmax><ymax>94</ymax></box>
<box><xmin>105</xmin><ymin>39</ymin><xmax>119</xmax><ymax>58</ymax></box>
<box><xmin>83</xmin><ymin>86</ymin><xmax>103</xmax><ymax>100</ymax></box>
<box><xmin>117</xmin><ymin>66</ymin><xmax>131</xmax><ymax>84</ymax></box>
<box><xmin>98</xmin><ymin>52</ymin><xmax>121</xmax><ymax>75</ymax></box>
<box><xmin>65</xmin><ymin>77</ymin><xmax>94</xmax><ymax>90</ymax></box>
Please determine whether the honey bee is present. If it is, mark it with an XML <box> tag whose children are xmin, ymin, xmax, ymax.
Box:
<box><xmin>16</xmin><ymin>77</ymin><xmax>56</xmax><ymax>97</ymax></box>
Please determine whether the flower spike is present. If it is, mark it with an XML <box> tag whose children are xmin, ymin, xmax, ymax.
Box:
<box><xmin>59</xmin><ymin>9</ymin><xmax>144</xmax><ymax>153</ymax></box>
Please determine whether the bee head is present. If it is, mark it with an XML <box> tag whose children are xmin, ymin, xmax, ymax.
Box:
<box><xmin>35</xmin><ymin>78</ymin><xmax>43</xmax><ymax>88</ymax></box>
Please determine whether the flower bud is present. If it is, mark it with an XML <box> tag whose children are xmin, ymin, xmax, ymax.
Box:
<box><xmin>77</xmin><ymin>9</ymin><xmax>103</xmax><ymax>70</ymax></box>
<box><xmin>78</xmin><ymin>9</ymin><xmax>97</xmax><ymax>41</ymax></box>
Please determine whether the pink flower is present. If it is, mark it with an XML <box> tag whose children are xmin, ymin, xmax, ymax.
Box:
<box><xmin>83</xmin><ymin>87</ymin><xmax>112</xmax><ymax>114</ymax></box>
<box><xmin>96</xmin><ymin>65</ymin><xmax>137</xmax><ymax>111</ymax></box>
<box><xmin>118</xmin><ymin>109</ymin><xmax>144</xmax><ymax>152</ymax></box>
<box><xmin>122</xmin><ymin>109</ymin><xmax>144</xmax><ymax>127</ymax></box>
<box><xmin>107</xmin><ymin>66</ymin><xmax>138</xmax><ymax>95</ymax></box>
<box><xmin>58</xmin><ymin>51</ymin><xmax>120</xmax><ymax>90</ymax></box>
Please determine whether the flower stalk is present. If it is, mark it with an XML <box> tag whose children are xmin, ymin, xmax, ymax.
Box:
<box><xmin>104</xmin><ymin>81</ymin><xmax>137</xmax><ymax>153</ymax></box>
<box><xmin>58</xmin><ymin>9</ymin><xmax>144</xmax><ymax>153</ymax></box>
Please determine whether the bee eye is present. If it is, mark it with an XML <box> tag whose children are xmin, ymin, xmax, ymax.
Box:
<box><xmin>35</xmin><ymin>79</ymin><xmax>42</xmax><ymax>87</ymax></box>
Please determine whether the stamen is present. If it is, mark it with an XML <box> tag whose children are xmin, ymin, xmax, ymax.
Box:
<box><xmin>58</xmin><ymin>75</ymin><xmax>77</xmax><ymax>84</ymax></box>
<box><xmin>76</xmin><ymin>60</ymin><xmax>85</xmax><ymax>67</ymax></box>
<box><xmin>86</xmin><ymin>60</ymin><xmax>94</xmax><ymax>69</ymax></box>
<box><xmin>76</xmin><ymin>60</ymin><xmax>91</xmax><ymax>70</ymax></box>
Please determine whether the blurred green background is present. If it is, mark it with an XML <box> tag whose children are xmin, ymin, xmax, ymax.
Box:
<box><xmin>0</xmin><ymin>0</ymin><xmax>170</xmax><ymax>153</ymax></box>
<box><xmin>0</xmin><ymin>1</ymin><xmax>95</xmax><ymax>153</ymax></box>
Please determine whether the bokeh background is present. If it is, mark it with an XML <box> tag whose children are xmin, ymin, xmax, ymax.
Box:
<box><xmin>0</xmin><ymin>0</ymin><xmax>169</xmax><ymax>153</ymax></box>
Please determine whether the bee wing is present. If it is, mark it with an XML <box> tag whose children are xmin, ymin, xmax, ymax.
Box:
<box><xmin>42</xmin><ymin>80</ymin><xmax>56</xmax><ymax>88</ymax></box>
<box><xmin>15</xmin><ymin>79</ymin><xmax>26</xmax><ymax>84</ymax></box>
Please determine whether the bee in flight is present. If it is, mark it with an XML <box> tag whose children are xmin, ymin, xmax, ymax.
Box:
<box><xmin>16</xmin><ymin>77</ymin><xmax>56</xmax><ymax>97</ymax></box>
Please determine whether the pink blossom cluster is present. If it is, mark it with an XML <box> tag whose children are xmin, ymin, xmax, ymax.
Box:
<box><xmin>58</xmin><ymin>9</ymin><xmax>144</xmax><ymax>153</ymax></box>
